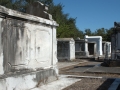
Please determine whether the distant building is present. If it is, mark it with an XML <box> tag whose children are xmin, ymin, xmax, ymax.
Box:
<box><xmin>84</xmin><ymin>35</ymin><xmax>103</xmax><ymax>57</ymax></box>
<box><xmin>75</xmin><ymin>38</ymin><xmax>97</xmax><ymax>58</ymax></box>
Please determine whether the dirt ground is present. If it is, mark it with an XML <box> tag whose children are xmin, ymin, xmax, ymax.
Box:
<box><xmin>63</xmin><ymin>78</ymin><xmax>114</xmax><ymax>90</ymax></box>
<box><xmin>59</xmin><ymin>60</ymin><xmax>120</xmax><ymax>90</ymax></box>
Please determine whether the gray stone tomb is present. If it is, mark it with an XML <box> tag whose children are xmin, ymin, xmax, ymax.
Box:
<box><xmin>57</xmin><ymin>38</ymin><xmax>75</xmax><ymax>61</ymax></box>
<box><xmin>75</xmin><ymin>39</ymin><xmax>87</xmax><ymax>58</ymax></box>
<box><xmin>75</xmin><ymin>38</ymin><xmax>97</xmax><ymax>58</ymax></box>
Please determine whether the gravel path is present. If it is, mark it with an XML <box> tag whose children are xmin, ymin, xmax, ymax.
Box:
<box><xmin>59</xmin><ymin>60</ymin><xmax>120</xmax><ymax>90</ymax></box>
<box><xmin>63</xmin><ymin>78</ymin><xmax>114</xmax><ymax>90</ymax></box>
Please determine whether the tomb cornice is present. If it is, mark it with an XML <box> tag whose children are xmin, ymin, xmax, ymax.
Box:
<box><xmin>0</xmin><ymin>5</ymin><xmax>59</xmax><ymax>27</ymax></box>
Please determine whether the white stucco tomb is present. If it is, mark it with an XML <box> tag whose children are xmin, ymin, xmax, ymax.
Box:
<box><xmin>0</xmin><ymin>2</ymin><xmax>59</xmax><ymax>90</ymax></box>
<box><xmin>57</xmin><ymin>38</ymin><xmax>75</xmax><ymax>61</ymax></box>
<box><xmin>102</xmin><ymin>41</ymin><xmax>111</xmax><ymax>58</ymax></box>
<box><xmin>84</xmin><ymin>35</ymin><xmax>103</xmax><ymax>57</ymax></box>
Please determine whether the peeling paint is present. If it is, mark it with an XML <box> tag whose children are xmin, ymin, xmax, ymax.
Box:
<box><xmin>0</xmin><ymin>2</ymin><xmax>58</xmax><ymax>89</ymax></box>
<box><xmin>0</xmin><ymin>14</ymin><xmax>57</xmax><ymax>73</ymax></box>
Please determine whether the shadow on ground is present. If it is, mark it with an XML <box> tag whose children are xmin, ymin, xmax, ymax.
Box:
<box><xmin>97</xmin><ymin>78</ymin><xmax>115</xmax><ymax>90</ymax></box>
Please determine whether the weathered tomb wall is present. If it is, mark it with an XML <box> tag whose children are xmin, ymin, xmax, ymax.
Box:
<box><xmin>0</xmin><ymin>69</ymin><xmax>57</xmax><ymax>90</ymax></box>
<box><xmin>69</xmin><ymin>40</ymin><xmax>75</xmax><ymax>60</ymax></box>
<box><xmin>57</xmin><ymin>38</ymin><xmax>75</xmax><ymax>61</ymax></box>
<box><xmin>75</xmin><ymin>40</ymin><xmax>85</xmax><ymax>52</ymax></box>
<box><xmin>102</xmin><ymin>41</ymin><xmax>111</xmax><ymax>56</ymax></box>
<box><xmin>57</xmin><ymin>41</ymin><xmax>70</xmax><ymax>60</ymax></box>
<box><xmin>0</xmin><ymin>2</ymin><xmax>58</xmax><ymax>89</ymax></box>
<box><xmin>75</xmin><ymin>39</ymin><xmax>87</xmax><ymax>58</ymax></box>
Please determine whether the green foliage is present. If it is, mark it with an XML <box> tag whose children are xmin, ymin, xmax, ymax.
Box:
<box><xmin>0</xmin><ymin>0</ymin><xmax>113</xmax><ymax>41</ymax></box>
<box><xmin>0</xmin><ymin>0</ymin><xmax>13</xmax><ymax>9</ymax></box>
<box><xmin>105</xmin><ymin>28</ymin><xmax>113</xmax><ymax>41</ymax></box>
<box><xmin>84</xmin><ymin>29</ymin><xmax>93</xmax><ymax>36</ymax></box>
<box><xmin>25</xmin><ymin>0</ymin><xmax>53</xmax><ymax>5</ymax></box>
<box><xmin>94</xmin><ymin>28</ymin><xmax>107</xmax><ymax>41</ymax></box>
<box><xmin>49</xmin><ymin>3</ymin><xmax>83</xmax><ymax>38</ymax></box>
<box><xmin>0</xmin><ymin>0</ymin><xmax>53</xmax><ymax>12</ymax></box>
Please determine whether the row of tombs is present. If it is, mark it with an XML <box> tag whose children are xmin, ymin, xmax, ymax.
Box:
<box><xmin>57</xmin><ymin>35</ymin><xmax>111</xmax><ymax>61</ymax></box>
<box><xmin>0</xmin><ymin>1</ymin><xmax>116</xmax><ymax>89</ymax></box>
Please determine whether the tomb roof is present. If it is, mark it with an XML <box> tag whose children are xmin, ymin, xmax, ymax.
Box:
<box><xmin>0</xmin><ymin>4</ymin><xmax>59</xmax><ymax>26</ymax></box>
<box><xmin>57</xmin><ymin>38</ymin><xmax>74</xmax><ymax>41</ymax></box>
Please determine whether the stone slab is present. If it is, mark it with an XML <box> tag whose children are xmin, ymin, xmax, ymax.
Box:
<box><xmin>86</xmin><ymin>67</ymin><xmax>120</xmax><ymax>74</ymax></box>
<box><xmin>57</xmin><ymin>60</ymin><xmax>88</xmax><ymax>69</ymax></box>
<box><xmin>67</xmin><ymin>62</ymin><xmax>120</xmax><ymax>74</ymax></box>
<box><xmin>31</xmin><ymin>75</ymin><xmax>81</xmax><ymax>90</ymax></box>
<box><xmin>67</xmin><ymin>62</ymin><xmax>100</xmax><ymax>73</ymax></box>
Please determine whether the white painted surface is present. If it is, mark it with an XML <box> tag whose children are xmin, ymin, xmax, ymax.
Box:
<box><xmin>0</xmin><ymin>5</ymin><xmax>59</xmax><ymax>27</ymax></box>
<box><xmin>70</xmin><ymin>40</ymin><xmax>75</xmax><ymax>60</ymax></box>
<box><xmin>0</xmin><ymin>5</ymin><xmax>58</xmax><ymax>73</ymax></box>
<box><xmin>85</xmin><ymin>35</ymin><xmax>103</xmax><ymax>56</ymax></box>
<box><xmin>52</xmin><ymin>27</ymin><xmax>58</xmax><ymax>65</ymax></box>
<box><xmin>24</xmin><ymin>23</ymin><xmax>52</xmax><ymax>69</ymax></box>
<box><xmin>31</xmin><ymin>75</ymin><xmax>81</xmax><ymax>90</ymax></box>
<box><xmin>0</xmin><ymin>18</ymin><xmax>4</xmax><ymax>75</ymax></box>
<box><xmin>64</xmin><ymin>75</ymin><xmax>103</xmax><ymax>79</ymax></box>
<box><xmin>84</xmin><ymin>39</ymin><xmax>89</xmax><ymax>56</ymax></box>
<box><xmin>109</xmin><ymin>43</ymin><xmax>111</xmax><ymax>54</ymax></box>
<box><xmin>52</xmin><ymin>27</ymin><xmax>59</xmax><ymax>75</ymax></box>
<box><xmin>106</xmin><ymin>42</ymin><xmax>111</xmax><ymax>54</ymax></box>
<box><xmin>102</xmin><ymin>41</ymin><xmax>111</xmax><ymax>58</ymax></box>
<box><xmin>0</xmin><ymin>53</ymin><xmax>4</xmax><ymax>75</ymax></box>
<box><xmin>94</xmin><ymin>43</ymin><xmax>97</xmax><ymax>56</ymax></box>
<box><xmin>0</xmin><ymin>74</ymin><xmax>37</xmax><ymax>90</ymax></box>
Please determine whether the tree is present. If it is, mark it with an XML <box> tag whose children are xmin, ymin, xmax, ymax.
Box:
<box><xmin>49</xmin><ymin>3</ymin><xmax>82</xmax><ymax>38</ymax></box>
<box><xmin>93</xmin><ymin>28</ymin><xmax>107</xmax><ymax>41</ymax></box>
<box><xmin>84</xmin><ymin>29</ymin><xmax>93</xmax><ymax>36</ymax></box>
<box><xmin>25</xmin><ymin>0</ymin><xmax>53</xmax><ymax>6</ymax></box>
<box><xmin>39</xmin><ymin>0</ymin><xmax>53</xmax><ymax>6</ymax></box>
<box><xmin>0</xmin><ymin>0</ymin><xmax>13</xmax><ymax>9</ymax></box>
<box><xmin>105</xmin><ymin>28</ymin><xmax>113</xmax><ymax>42</ymax></box>
<box><xmin>0</xmin><ymin>0</ymin><xmax>87</xmax><ymax>39</ymax></box>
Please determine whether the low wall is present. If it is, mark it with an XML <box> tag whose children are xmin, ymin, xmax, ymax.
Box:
<box><xmin>0</xmin><ymin>69</ymin><xmax>57</xmax><ymax>90</ymax></box>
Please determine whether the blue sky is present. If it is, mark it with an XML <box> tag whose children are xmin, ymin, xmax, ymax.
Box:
<box><xmin>53</xmin><ymin>0</ymin><xmax>120</xmax><ymax>32</ymax></box>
